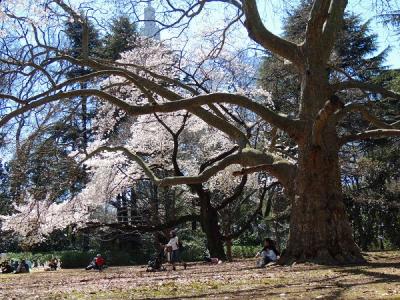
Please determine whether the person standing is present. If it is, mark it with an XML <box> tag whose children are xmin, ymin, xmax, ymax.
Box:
<box><xmin>165</xmin><ymin>230</ymin><xmax>186</xmax><ymax>271</ymax></box>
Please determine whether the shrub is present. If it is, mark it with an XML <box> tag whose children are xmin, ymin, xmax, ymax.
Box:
<box><xmin>59</xmin><ymin>251</ymin><xmax>95</xmax><ymax>268</ymax></box>
<box><xmin>180</xmin><ymin>240</ymin><xmax>206</xmax><ymax>262</ymax></box>
<box><xmin>231</xmin><ymin>245</ymin><xmax>259</xmax><ymax>258</ymax></box>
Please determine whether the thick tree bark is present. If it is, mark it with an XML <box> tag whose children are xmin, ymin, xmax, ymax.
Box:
<box><xmin>283</xmin><ymin>141</ymin><xmax>364</xmax><ymax>264</ymax></box>
<box><xmin>282</xmin><ymin>65</ymin><xmax>364</xmax><ymax>264</ymax></box>
<box><xmin>226</xmin><ymin>239</ymin><xmax>233</xmax><ymax>261</ymax></box>
<box><xmin>198</xmin><ymin>190</ymin><xmax>227</xmax><ymax>260</ymax></box>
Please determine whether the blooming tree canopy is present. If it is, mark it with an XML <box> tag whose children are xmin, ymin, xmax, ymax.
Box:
<box><xmin>1</xmin><ymin>0</ymin><xmax>400</xmax><ymax>263</ymax></box>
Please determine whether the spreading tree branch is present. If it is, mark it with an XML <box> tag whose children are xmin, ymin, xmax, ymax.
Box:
<box><xmin>84</xmin><ymin>146</ymin><xmax>295</xmax><ymax>188</ymax></box>
<box><xmin>84</xmin><ymin>214</ymin><xmax>200</xmax><ymax>233</ymax></box>
<box><xmin>232</xmin><ymin>160</ymin><xmax>295</xmax><ymax>188</ymax></box>
<box><xmin>242</xmin><ymin>0</ymin><xmax>302</xmax><ymax>65</ymax></box>
<box><xmin>334</xmin><ymin>103</ymin><xmax>399</xmax><ymax>129</ymax></box>
<box><xmin>339</xmin><ymin>129</ymin><xmax>400</xmax><ymax>145</ymax></box>
<box><xmin>332</xmin><ymin>80</ymin><xmax>400</xmax><ymax>100</ymax></box>
<box><xmin>321</xmin><ymin>0</ymin><xmax>348</xmax><ymax>60</ymax></box>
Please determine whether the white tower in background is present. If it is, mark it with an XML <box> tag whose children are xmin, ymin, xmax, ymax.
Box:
<box><xmin>142</xmin><ymin>1</ymin><xmax>160</xmax><ymax>40</ymax></box>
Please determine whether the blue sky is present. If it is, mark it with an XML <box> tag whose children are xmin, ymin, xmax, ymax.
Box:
<box><xmin>67</xmin><ymin>0</ymin><xmax>399</xmax><ymax>68</ymax></box>
<box><xmin>349</xmin><ymin>0</ymin><xmax>400</xmax><ymax>68</ymax></box>
<box><xmin>256</xmin><ymin>0</ymin><xmax>400</xmax><ymax>68</ymax></box>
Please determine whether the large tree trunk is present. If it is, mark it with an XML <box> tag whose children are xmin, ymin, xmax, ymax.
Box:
<box><xmin>281</xmin><ymin>65</ymin><xmax>364</xmax><ymax>264</ymax></box>
<box><xmin>283</xmin><ymin>69</ymin><xmax>363</xmax><ymax>263</ymax></box>
<box><xmin>191</xmin><ymin>184</ymin><xmax>226</xmax><ymax>260</ymax></box>
<box><xmin>199</xmin><ymin>194</ymin><xmax>226</xmax><ymax>260</ymax></box>
<box><xmin>283</xmin><ymin>143</ymin><xmax>363</xmax><ymax>264</ymax></box>
<box><xmin>226</xmin><ymin>239</ymin><xmax>233</xmax><ymax>261</ymax></box>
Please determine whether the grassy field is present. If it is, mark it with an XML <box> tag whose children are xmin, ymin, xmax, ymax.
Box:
<box><xmin>0</xmin><ymin>251</ymin><xmax>399</xmax><ymax>299</ymax></box>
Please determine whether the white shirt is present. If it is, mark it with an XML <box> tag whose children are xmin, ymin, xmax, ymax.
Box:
<box><xmin>167</xmin><ymin>236</ymin><xmax>179</xmax><ymax>251</ymax></box>
<box><xmin>261</xmin><ymin>249</ymin><xmax>277</xmax><ymax>261</ymax></box>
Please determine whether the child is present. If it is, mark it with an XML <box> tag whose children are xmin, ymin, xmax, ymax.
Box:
<box><xmin>256</xmin><ymin>238</ymin><xmax>280</xmax><ymax>267</ymax></box>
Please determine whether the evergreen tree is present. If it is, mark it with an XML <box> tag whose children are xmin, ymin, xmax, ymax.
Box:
<box><xmin>0</xmin><ymin>160</ymin><xmax>11</xmax><ymax>215</ymax></box>
<box><xmin>65</xmin><ymin>15</ymin><xmax>102</xmax><ymax>70</ymax></box>
<box><xmin>102</xmin><ymin>16</ymin><xmax>138</xmax><ymax>60</ymax></box>
<box><xmin>257</xmin><ymin>0</ymin><xmax>390</xmax><ymax>250</ymax></box>
<box><xmin>380</xmin><ymin>9</ymin><xmax>400</xmax><ymax>36</ymax></box>
<box><xmin>343</xmin><ymin>69</ymin><xmax>400</xmax><ymax>250</ymax></box>
<box><xmin>8</xmin><ymin>134</ymin><xmax>86</xmax><ymax>204</ymax></box>
<box><xmin>63</xmin><ymin>15</ymin><xmax>103</xmax><ymax>150</ymax></box>
<box><xmin>260</xmin><ymin>0</ymin><xmax>387</xmax><ymax>113</ymax></box>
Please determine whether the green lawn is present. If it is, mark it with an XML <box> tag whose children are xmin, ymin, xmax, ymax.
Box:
<box><xmin>1</xmin><ymin>251</ymin><xmax>399</xmax><ymax>299</ymax></box>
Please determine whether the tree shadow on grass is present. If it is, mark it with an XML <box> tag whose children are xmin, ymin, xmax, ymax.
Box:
<box><xmin>322</xmin><ymin>262</ymin><xmax>400</xmax><ymax>299</ymax></box>
<box><xmin>340</xmin><ymin>266</ymin><xmax>400</xmax><ymax>283</ymax></box>
<box><xmin>137</xmin><ymin>286</ymin><xmax>314</xmax><ymax>300</ymax></box>
<box><xmin>364</xmin><ymin>261</ymin><xmax>400</xmax><ymax>269</ymax></box>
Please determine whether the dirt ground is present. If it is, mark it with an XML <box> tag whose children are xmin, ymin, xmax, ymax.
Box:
<box><xmin>0</xmin><ymin>251</ymin><xmax>399</xmax><ymax>300</ymax></box>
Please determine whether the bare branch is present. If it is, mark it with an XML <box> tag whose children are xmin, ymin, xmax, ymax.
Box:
<box><xmin>332</xmin><ymin>80</ymin><xmax>400</xmax><ymax>100</ymax></box>
<box><xmin>242</xmin><ymin>0</ymin><xmax>302</xmax><ymax>65</ymax></box>
<box><xmin>199</xmin><ymin>145</ymin><xmax>239</xmax><ymax>173</ymax></box>
<box><xmin>84</xmin><ymin>214</ymin><xmax>200</xmax><ymax>233</ymax></box>
<box><xmin>321</xmin><ymin>0</ymin><xmax>348</xmax><ymax>60</ymax></box>
<box><xmin>216</xmin><ymin>175</ymin><xmax>247</xmax><ymax>211</ymax></box>
<box><xmin>0</xmin><ymin>89</ymin><xmax>133</xmax><ymax>128</ymax></box>
<box><xmin>85</xmin><ymin>145</ymin><xmax>294</xmax><ymax>188</ymax></box>
<box><xmin>334</xmin><ymin>103</ymin><xmax>398</xmax><ymax>129</ymax></box>
<box><xmin>339</xmin><ymin>129</ymin><xmax>400</xmax><ymax>145</ymax></box>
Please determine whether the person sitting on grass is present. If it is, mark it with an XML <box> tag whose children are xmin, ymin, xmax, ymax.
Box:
<box><xmin>95</xmin><ymin>254</ymin><xmax>105</xmax><ymax>271</ymax></box>
<box><xmin>85</xmin><ymin>254</ymin><xmax>105</xmax><ymax>271</ymax></box>
<box><xmin>1</xmin><ymin>261</ymin><xmax>13</xmax><ymax>274</ymax></box>
<box><xmin>165</xmin><ymin>230</ymin><xmax>187</xmax><ymax>271</ymax></box>
<box><xmin>11</xmin><ymin>260</ymin><xmax>18</xmax><ymax>270</ymax></box>
<box><xmin>15</xmin><ymin>260</ymin><xmax>30</xmax><ymax>273</ymax></box>
<box><xmin>203</xmin><ymin>249</ymin><xmax>221</xmax><ymax>264</ymax></box>
<box><xmin>45</xmin><ymin>258</ymin><xmax>59</xmax><ymax>271</ymax></box>
<box><xmin>256</xmin><ymin>238</ymin><xmax>280</xmax><ymax>268</ymax></box>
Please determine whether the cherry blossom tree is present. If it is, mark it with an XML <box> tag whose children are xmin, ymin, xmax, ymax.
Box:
<box><xmin>1</xmin><ymin>0</ymin><xmax>400</xmax><ymax>264</ymax></box>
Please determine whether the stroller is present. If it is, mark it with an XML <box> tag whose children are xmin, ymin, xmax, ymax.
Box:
<box><xmin>146</xmin><ymin>250</ymin><xmax>166</xmax><ymax>272</ymax></box>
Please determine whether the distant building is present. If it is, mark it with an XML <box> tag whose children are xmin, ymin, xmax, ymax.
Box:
<box><xmin>141</xmin><ymin>1</ymin><xmax>160</xmax><ymax>40</ymax></box>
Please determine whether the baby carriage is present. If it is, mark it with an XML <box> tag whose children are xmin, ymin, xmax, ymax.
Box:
<box><xmin>146</xmin><ymin>250</ymin><xmax>166</xmax><ymax>272</ymax></box>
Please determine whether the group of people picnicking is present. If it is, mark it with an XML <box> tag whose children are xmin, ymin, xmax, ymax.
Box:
<box><xmin>1</xmin><ymin>234</ymin><xmax>280</xmax><ymax>275</ymax></box>
<box><xmin>1</xmin><ymin>259</ymin><xmax>31</xmax><ymax>274</ymax></box>
<box><xmin>0</xmin><ymin>258</ymin><xmax>60</xmax><ymax>274</ymax></box>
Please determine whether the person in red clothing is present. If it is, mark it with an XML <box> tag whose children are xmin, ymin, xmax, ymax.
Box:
<box><xmin>95</xmin><ymin>254</ymin><xmax>105</xmax><ymax>271</ymax></box>
<box><xmin>86</xmin><ymin>254</ymin><xmax>106</xmax><ymax>271</ymax></box>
